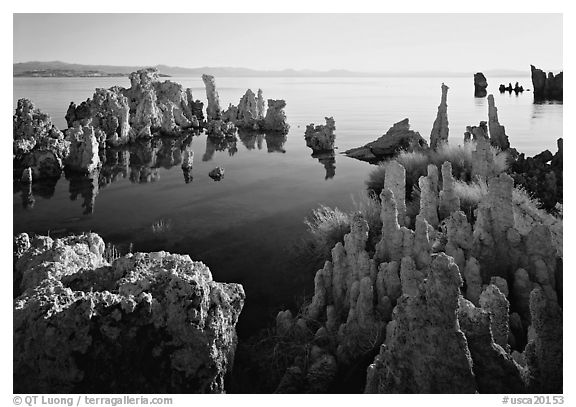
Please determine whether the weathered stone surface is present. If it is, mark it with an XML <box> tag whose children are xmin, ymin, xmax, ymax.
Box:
<box><xmin>13</xmin><ymin>233</ymin><xmax>245</xmax><ymax>393</ymax></box>
<box><xmin>345</xmin><ymin>119</ymin><xmax>428</xmax><ymax>162</ymax></box>
<box><xmin>383</xmin><ymin>160</ymin><xmax>406</xmax><ymax>226</ymax></box>
<box><xmin>479</xmin><ymin>285</ymin><xmax>510</xmax><ymax>351</ymax></box>
<box><xmin>263</xmin><ymin>99</ymin><xmax>289</xmax><ymax>134</ymax></box>
<box><xmin>202</xmin><ymin>74</ymin><xmax>222</xmax><ymax>121</ymax></box>
<box><xmin>524</xmin><ymin>288</ymin><xmax>562</xmax><ymax>393</ymax></box>
<box><xmin>365</xmin><ymin>254</ymin><xmax>476</xmax><ymax>393</ymax></box>
<box><xmin>65</xmin><ymin>123</ymin><xmax>101</xmax><ymax>173</ymax></box>
<box><xmin>418</xmin><ymin>164</ymin><xmax>439</xmax><ymax>228</ymax></box>
<box><xmin>206</xmin><ymin>119</ymin><xmax>237</xmax><ymax>139</ymax></box>
<box><xmin>464</xmin><ymin>121</ymin><xmax>488</xmax><ymax>143</ymax></box>
<box><xmin>458</xmin><ymin>298</ymin><xmax>526</xmax><ymax>393</ymax></box>
<box><xmin>474</xmin><ymin>72</ymin><xmax>488</xmax><ymax>97</ymax></box>
<box><xmin>531</xmin><ymin>65</ymin><xmax>563</xmax><ymax>101</ymax></box>
<box><xmin>487</xmin><ymin>95</ymin><xmax>510</xmax><ymax>151</ymax></box>
<box><xmin>439</xmin><ymin>161</ymin><xmax>461</xmax><ymax>220</ymax></box>
<box><xmin>430</xmin><ymin>83</ymin><xmax>449</xmax><ymax>149</ymax></box>
<box><xmin>304</xmin><ymin>117</ymin><xmax>336</xmax><ymax>153</ymax></box>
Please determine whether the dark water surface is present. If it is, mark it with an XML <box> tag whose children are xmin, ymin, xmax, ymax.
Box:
<box><xmin>13</xmin><ymin>76</ymin><xmax>563</xmax><ymax>337</ymax></box>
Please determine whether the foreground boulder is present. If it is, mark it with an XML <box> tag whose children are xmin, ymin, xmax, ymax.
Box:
<box><xmin>305</xmin><ymin>117</ymin><xmax>336</xmax><ymax>153</ymax></box>
<box><xmin>13</xmin><ymin>232</ymin><xmax>245</xmax><ymax>393</ymax></box>
<box><xmin>345</xmin><ymin>118</ymin><xmax>428</xmax><ymax>163</ymax></box>
<box><xmin>530</xmin><ymin>65</ymin><xmax>563</xmax><ymax>101</ymax></box>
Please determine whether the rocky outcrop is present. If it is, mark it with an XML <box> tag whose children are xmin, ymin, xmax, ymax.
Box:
<box><xmin>366</xmin><ymin>254</ymin><xmax>477</xmax><ymax>393</ymax></box>
<box><xmin>464</xmin><ymin>121</ymin><xmax>488</xmax><ymax>143</ymax></box>
<box><xmin>345</xmin><ymin>119</ymin><xmax>428</xmax><ymax>163</ymax></box>
<box><xmin>439</xmin><ymin>161</ymin><xmax>461</xmax><ymax>219</ymax></box>
<box><xmin>13</xmin><ymin>232</ymin><xmax>245</xmax><ymax>393</ymax></box>
<box><xmin>13</xmin><ymin>99</ymin><xmax>71</xmax><ymax>179</ymax></box>
<box><xmin>471</xmin><ymin>132</ymin><xmax>496</xmax><ymax>180</ymax></box>
<box><xmin>487</xmin><ymin>95</ymin><xmax>510</xmax><ymax>151</ymax></box>
<box><xmin>67</xmin><ymin>69</ymin><xmax>201</xmax><ymax>143</ymax></box>
<box><xmin>429</xmin><ymin>83</ymin><xmax>449</xmax><ymax>149</ymax></box>
<box><xmin>64</xmin><ymin>123</ymin><xmax>101</xmax><ymax>173</ymax></box>
<box><xmin>499</xmin><ymin>82</ymin><xmax>524</xmax><ymax>94</ymax></box>
<box><xmin>202</xmin><ymin>74</ymin><xmax>222</xmax><ymax>121</ymax></box>
<box><xmin>305</xmin><ymin>117</ymin><xmax>336</xmax><ymax>153</ymax></box>
<box><xmin>530</xmin><ymin>65</ymin><xmax>563</xmax><ymax>101</ymax></box>
<box><xmin>474</xmin><ymin>72</ymin><xmax>488</xmax><ymax>97</ymax></box>
<box><xmin>263</xmin><ymin>99</ymin><xmax>290</xmax><ymax>134</ymax></box>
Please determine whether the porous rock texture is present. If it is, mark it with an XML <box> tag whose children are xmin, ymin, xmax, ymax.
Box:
<box><xmin>67</xmin><ymin>68</ymin><xmax>201</xmax><ymax>143</ymax></box>
<box><xmin>474</xmin><ymin>72</ymin><xmax>488</xmax><ymax>97</ymax></box>
<box><xmin>429</xmin><ymin>83</ymin><xmax>449</xmax><ymax>149</ymax></box>
<box><xmin>222</xmin><ymin>89</ymin><xmax>266</xmax><ymax>130</ymax></box>
<box><xmin>13</xmin><ymin>99</ymin><xmax>71</xmax><ymax>179</ymax></box>
<box><xmin>345</xmin><ymin>119</ymin><xmax>428</xmax><ymax>163</ymax></box>
<box><xmin>305</xmin><ymin>117</ymin><xmax>336</xmax><ymax>153</ymax></box>
<box><xmin>202</xmin><ymin>74</ymin><xmax>222</xmax><ymax>121</ymax></box>
<box><xmin>487</xmin><ymin>95</ymin><xmax>511</xmax><ymax>151</ymax></box>
<box><xmin>263</xmin><ymin>99</ymin><xmax>290</xmax><ymax>134</ymax></box>
<box><xmin>531</xmin><ymin>65</ymin><xmax>563</xmax><ymax>101</ymax></box>
<box><xmin>64</xmin><ymin>123</ymin><xmax>101</xmax><ymax>173</ymax></box>
<box><xmin>13</xmin><ymin>232</ymin><xmax>245</xmax><ymax>394</ymax></box>
<box><xmin>272</xmin><ymin>153</ymin><xmax>562</xmax><ymax>393</ymax></box>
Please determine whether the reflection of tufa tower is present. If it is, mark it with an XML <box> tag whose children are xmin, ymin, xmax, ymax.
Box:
<box><xmin>68</xmin><ymin>170</ymin><xmax>100</xmax><ymax>215</ymax></box>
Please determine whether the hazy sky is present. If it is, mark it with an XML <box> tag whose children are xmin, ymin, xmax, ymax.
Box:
<box><xmin>13</xmin><ymin>14</ymin><xmax>563</xmax><ymax>72</ymax></box>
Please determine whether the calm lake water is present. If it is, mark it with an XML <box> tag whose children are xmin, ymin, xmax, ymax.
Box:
<box><xmin>13</xmin><ymin>76</ymin><xmax>563</xmax><ymax>337</ymax></box>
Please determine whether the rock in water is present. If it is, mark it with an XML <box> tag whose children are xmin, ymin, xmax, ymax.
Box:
<box><xmin>531</xmin><ymin>65</ymin><xmax>563</xmax><ymax>101</ymax></box>
<box><xmin>474</xmin><ymin>72</ymin><xmax>488</xmax><ymax>97</ymax></box>
<box><xmin>202</xmin><ymin>74</ymin><xmax>222</xmax><ymax>121</ymax></box>
<box><xmin>429</xmin><ymin>83</ymin><xmax>449</xmax><ymax>149</ymax></box>
<box><xmin>13</xmin><ymin>232</ymin><xmax>245</xmax><ymax>393</ymax></box>
<box><xmin>304</xmin><ymin>117</ymin><xmax>336</xmax><ymax>153</ymax></box>
<box><xmin>20</xmin><ymin>167</ymin><xmax>32</xmax><ymax>184</ymax></box>
<box><xmin>209</xmin><ymin>166</ymin><xmax>225</xmax><ymax>181</ymax></box>
<box><xmin>344</xmin><ymin>118</ymin><xmax>428</xmax><ymax>163</ymax></box>
<box><xmin>65</xmin><ymin>123</ymin><xmax>101</xmax><ymax>173</ymax></box>
<box><xmin>263</xmin><ymin>99</ymin><xmax>290</xmax><ymax>134</ymax></box>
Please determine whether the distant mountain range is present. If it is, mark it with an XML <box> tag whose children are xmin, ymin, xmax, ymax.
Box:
<box><xmin>13</xmin><ymin>61</ymin><xmax>539</xmax><ymax>78</ymax></box>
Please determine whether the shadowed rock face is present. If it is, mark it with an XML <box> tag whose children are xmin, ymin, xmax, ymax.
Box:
<box><xmin>13</xmin><ymin>232</ymin><xmax>245</xmax><ymax>393</ymax></box>
<box><xmin>531</xmin><ymin>65</ymin><xmax>563</xmax><ymax>101</ymax></box>
<box><xmin>487</xmin><ymin>95</ymin><xmax>511</xmax><ymax>151</ymax></box>
<box><xmin>474</xmin><ymin>72</ymin><xmax>488</xmax><ymax>97</ymax></box>
<box><xmin>263</xmin><ymin>99</ymin><xmax>290</xmax><ymax>134</ymax></box>
<box><xmin>345</xmin><ymin>119</ymin><xmax>428</xmax><ymax>163</ymax></box>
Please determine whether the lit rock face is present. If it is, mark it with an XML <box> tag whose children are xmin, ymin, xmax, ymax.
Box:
<box><xmin>464</xmin><ymin>121</ymin><xmax>488</xmax><ymax>143</ymax></box>
<box><xmin>531</xmin><ymin>65</ymin><xmax>563</xmax><ymax>101</ymax></box>
<box><xmin>471</xmin><ymin>133</ymin><xmax>496</xmax><ymax>180</ymax></box>
<box><xmin>429</xmin><ymin>83</ymin><xmax>449</xmax><ymax>149</ymax></box>
<box><xmin>13</xmin><ymin>98</ymin><xmax>71</xmax><ymax>179</ymax></box>
<box><xmin>418</xmin><ymin>164</ymin><xmax>440</xmax><ymax>228</ymax></box>
<box><xmin>345</xmin><ymin>118</ymin><xmax>428</xmax><ymax>163</ymax></box>
<box><xmin>263</xmin><ymin>99</ymin><xmax>290</xmax><ymax>134</ymax></box>
<box><xmin>365</xmin><ymin>254</ymin><xmax>477</xmax><ymax>393</ymax></box>
<box><xmin>487</xmin><ymin>95</ymin><xmax>510</xmax><ymax>151</ymax></box>
<box><xmin>202</xmin><ymin>74</ymin><xmax>222</xmax><ymax>121</ymax></box>
<box><xmin>383</xmin><ymin>160</ymin><xmax>406</xmax><ymax>226</ymax></box>
<box><xmin>65</xmin><ymin>88</ymin><xmax>131</xmax><ymax>146</ymax></box>
<box><xmin>221</xmin><ymin>89</ymin><xmax>267</xmax><ymax>130</ymax></box>
<box><xmin>439</xmin><ymin>161</ymin><xmax>460</xmax><ymax>219</ymax></box>
<box><xmin>64</xmin><ymin>123</ymin><xmax>101</xmax><ymax>173</ymax></box>
<box><xmin>304</xmin><ymin>117</ymin><xmax>336</xmax><ymax>153</ymax></box>
<box><xmin>474</xmin><ymin>72</ymin><xmax>488</xmax><ymax>97</ymax></box>
<box><xmin>13</xmin><ymin>232</ymin><xmax>245</xmax><ymax>394</ymax></box>
<box><xmin>66</xmin><ymin>69</ymin><xmax>200</xmax><ymax>142</ymax></box>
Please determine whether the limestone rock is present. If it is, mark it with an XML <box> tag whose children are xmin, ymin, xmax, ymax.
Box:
<box><xmin>430</xmin><ymin>83</ymin><xmax>449</xmax><ymax>149</ymax></box>
<box><xmin>417</xmin><ymin>164</ymin><xmax>439</xmax><ymax>228</ymax></box>
<box><xmin>345</xmin><ymin>119</ymin><xmax>428</xmax><ymax>163</ymax></box>
<box><xmin>474</xmin><ymin>72</ymin><xmax>488</xmax><ymax>97</ymax></box>
<box><xmin>457</xmin><ymin>298</ymin><xmax>526</xmax><ymax>393</ymax></box>
<box><xmin>263</xmin><ymin>99</ymin><xmax>289</xmax><ymax>134</ymax></box>
<box><xmin>439</xmin><ymin>161</ymin><xmax>461</xmax><ymax>220</ymax></box>
<box><xmin>20</xmin><ymin>167</ymin><xmax>32</xmax><ymax>184</ymax></box>
<box><xmin>471</xmin><ymin>132</ymin><xmax>496</xmax><ymax>180</ymax></box>
<box><xmin>365</xmin><ymin>253</ymin><xmax>477</xmax><ymax>393</ymax></box>
<box><xmin>202</xmin><ymin>74</ymin><xmax>222</xmax><ymax>121</ymax></box>
<box><xmin>65</xmin><ymin>123</ymin><xmax>101</xmax><ymax>173</ymax></box>
<box><xmin>304</xmin><ymin>117</ymin><xmax>336</xmax><ymax>153</ymax></box>
<box><xmin>531</xmin><ymin>65</ymin><xmax>563</xmax><ymax>101</ymax></box>
<box><xmin>487</xmin><ymin>95</ymin><xmax>510</xmax><ymax>151</ymax></box>
<box><xmin>524</xmin><ymin>288</ymin><xmax>562</xmax><ymax>393</ymax></box>
<box><xmin>13</xmin><ymin>233</ymin><xmax>245</xmax><ymax>393</ymax></box>
<box><xmin>463</xmin><ymin>257</ymin><xmax>483</xmax><ymax>305</ymax></box>
<box><xmin>206</xmin><ymin>119</ymin><xmax>237</xmax><ymax>139</ymax></box>
<box><xmin>479</xmin><ymin>285</ymin><xmax>510</xmax><ymax>351</ymax></box>
<box><xmin>464</xmin><ymin>121</ymin><xmax>488</xmax><ymax>143</ymax></box>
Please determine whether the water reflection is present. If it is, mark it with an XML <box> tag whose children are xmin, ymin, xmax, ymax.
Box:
<box><xmin>15</xmin><ymin>130</ymin><xmax>295</xmax><ymax>214</ymax></box>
